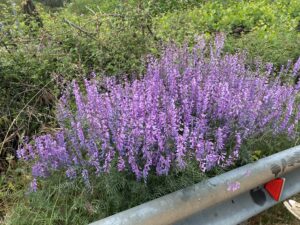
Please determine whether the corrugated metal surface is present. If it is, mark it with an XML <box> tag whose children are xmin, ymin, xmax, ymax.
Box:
<box><xmin>90</xmin><ymin>145</ymin><xmax>300</xmax><ymax>225</ymax></box>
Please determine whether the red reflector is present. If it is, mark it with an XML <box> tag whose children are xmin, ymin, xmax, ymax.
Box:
<box><xmin>264</xmin><ymin>178</ymin><xmax>285</xmax><ymax>201</ymax></box>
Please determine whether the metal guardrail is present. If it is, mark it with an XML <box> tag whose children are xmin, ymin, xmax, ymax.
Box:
<box><xmin>90</xmin><ymin>145</ymin><xmax>300</xmax><ymax>225</ymax></box>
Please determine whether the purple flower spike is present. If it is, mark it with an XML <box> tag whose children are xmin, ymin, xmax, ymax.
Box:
<box><xmin>17</xmin><ymin>36</ymin><xmax>300</xmax><ymax>190</ymax></box>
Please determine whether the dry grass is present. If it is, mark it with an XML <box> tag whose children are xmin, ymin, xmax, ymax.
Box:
<box><xmin>247</xmin><ymin>194</ymin><xmax>300</xmax><ymax>225</ymax></box>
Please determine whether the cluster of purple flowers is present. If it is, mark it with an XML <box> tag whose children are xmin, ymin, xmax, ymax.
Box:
<box><xmin>17</xmin><ymin>36</ymin><xmax>300</xmax><ymax>190</ymax></box>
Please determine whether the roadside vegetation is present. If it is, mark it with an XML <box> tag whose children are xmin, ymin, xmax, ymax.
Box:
<box><xmin>1</xmin><ymin>0</ymin><xmax>300</xmax><ymax>224</ymax></box>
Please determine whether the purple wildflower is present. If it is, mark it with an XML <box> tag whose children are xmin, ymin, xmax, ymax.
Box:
<box><xmin>30</xmin><ymin>178</ymin><xmax>38</xmax><ymax>192</ymax></box>
<box><xmin>82</xmin><ymin>169</ymin><xmax>91</xmax><ymax>188</ymax></box>
<box><xmin>18</xmin><ymin>36</ymin><xmax>300</xmax><ymax>189</ymax></box>
<box><xmin>293</xmin><ymin>57</ymin><xmax>300</xmax><ymax>76</ymax></box>
<box><xmin>66</xmin><ymin>167</ymin><xmax>77</xmax><ymax>179</ymax></box>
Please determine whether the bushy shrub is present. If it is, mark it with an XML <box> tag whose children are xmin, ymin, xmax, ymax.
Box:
<box><xmin>17</xmin><ymin>36</ymin><xmax>300</xmax><ymax>191</ymax></box>
<box><xmin>40</xmin><ymin>0</ymin><xmax>65</xmax><ymax>8</ymax></box>
<box><xmin>225</xmin><ymin>29</ymin><xmax>300</xmax><ymax>68</ymax></box>
<box><xmin>2</xmin><ymin>1</ymin><xmax>300</xmax><ymax>224</ymax></box>
<box><xmin>0</xmin><ymin>0</ymin><xmax>154</xmax><ymax>164</ymax></box>
<box><xmin>155</xmin><ymin>0</ymin><xmax>300</xmax><ymax>37</ymax></box>
<box><xmin>3</xmin><ymin>161</ymin><xmax>205</xmax><ymax>225</ymax></box>
<box><xmin>154</xmin><ymin>0</ymin><xmax>300</xmax><ymax>67</ymax></box>
<box><xmin>66</xmin><ymin>0</ymin><xmax>203</xmax><ymax>16</ymax></box>
<box><xmin>1</xmin><ymin>0</ymin><xmax>299</xmax><ymax>166</ymax></box>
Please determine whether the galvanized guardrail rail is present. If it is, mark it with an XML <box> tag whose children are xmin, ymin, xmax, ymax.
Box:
<box><xmin>90</xmin><ymin>145</ymin><xmax>300</xmax><ymax>225</ymax></box>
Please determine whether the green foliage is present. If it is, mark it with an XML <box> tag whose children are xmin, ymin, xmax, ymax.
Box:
<box><xmin>1</xmin><ymin>0</ymin><xmax>299</xmax><ymax>162</ymax></box>
<box><xmin>4</xmin><ymin>161</ymin><xmax>206</xmax><ymax>225</ymax></box>
<box><xmin>1</xmin><ymin>0</ymin><xmax>300</xmax><ymax>223</ymax></box>
<box><xmin>65</xmin><ymin>0</ymin><xmax>203</xmax><ymax>16</ymax></box>
<box><xmin>39</xmin><ymin>0</ymin><xmax>65</xmax><ymax>8</ymax></box>
<box><xmin>0</xmin><ymin>0</ymin><xmax>155</xmax><ymax>163</ymax></box>
<box><xmin>239</xmin><ymin>133</ymin><xmax>299</xmax><ymax>165</ymax></box>
<box><xmin>3</xmin><ymin>133</ymin><xmax>298</xmax><ymax>225</ymax></box>
<box><xmin>155</xmin><ymin>0</ymin><xmax>300</xmax><ymax>36</ymax></box>
<box><xmin>154</xmin><ymin>0</ymin><xmax>300</xmax><ymax>67</ymax></box>
<box><xmin>66</xmin><ymin>0</ymin><xmax>121</xmax><ymax>14</ymax></box>
<box><xmin>225</xmin><ymin>29</ymin><xmax>300</xmax><ymax>68</ymax></box>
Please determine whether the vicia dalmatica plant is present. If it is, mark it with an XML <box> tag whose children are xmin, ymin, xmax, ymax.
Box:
<box><xmin>17</xmin><ymin>35</ymin><xmax>300</xmax><ymax>191</ymax></box>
